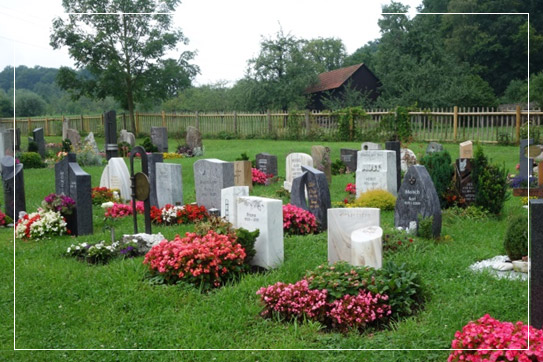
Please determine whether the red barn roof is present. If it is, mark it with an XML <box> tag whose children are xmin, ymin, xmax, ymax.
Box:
<box><xmin>305</xmin><ymin>63</ymin><xmax>364</xmax><ymax>94</ymax></box>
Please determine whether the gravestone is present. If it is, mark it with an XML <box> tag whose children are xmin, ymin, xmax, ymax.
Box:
<box><xmin>0</xmin><ymin>131</ymin><xmax>5</xmax><ymax>159</ymax></box>
<box><xmin>311</xmin><ymin>145</ymin><xmax>332</xmax><ymax>184</ymax></box>
<box><xmin>147</xmin><ymin>153</ymin><xmax>163</xmax><ymax>207</ymax></box>
<box><xmin>2</xmin><ymin>156</ymin><xmax>26</xmax><ymax>221</ymax></box>
<box><xmin>193</xmin><ymin>159</ymin><xmax>234</xmax><ymax>211</ymax></box>
<box><xmin>351</xmin><ymin>226</ymin><xmax>383</xmax><ymax>269</ymax></box>
<box><xmin>283</xmin><ymin>152</ymin><xmax>313</xmax><ymax>192</ymax></box>
<box><xmin>220</xmin><ymin>186</ymin><xmax>249</xmax><ymax>226</ymax></box>
<box><xmin>55</xmin><ymin>153</ymin><xmax>77</xmax><ymax>195</ymax></box>
<box><xmin>2</xmin><ymin>130</ymin><xmax>14</xmax><ymax>156</ymax></box>
<box><xmin>62</xmin><ymin>117</ymin><xmax>69</xmax><ymax>139</ymax></box>
<box><xmin>340</xmin><ymin>148</ymin><xmax>358</xmax><ymax>173</ymax></box>
<box><xmin>67</xmin><ymin>161</ymin><xmax>93</xmax><ymax>236</ymax></box>
<box><xmin>150</xmin><ymin>127</ymin><xmax>168</xmax><ymax>152</ymax></box>
<box><xmin>186</xmin><ymin>126</ymin><xmax>203</xmax><ymax>154</ymax></box>
<box><xmin>119</xmin><ymin>129</ymin><xmax>136</xmax><ymax>147</ymax></box>
<box><xmin>237</xmin><ymin>196</ymin><xmax>283</xmax><ymax>269</ymax></box>
<box><xmin>104</xmin><ymin>110</ymin><xmax>119</xmax><ymax>160</ymax></box>
<box><xmin>355</xmin><ymin>150</ymin><xmax>397</xmax><ymax>197</ymax></box>
<box><xmin>530</xmin><ymin>199</ymin><xmax>543</xmax><ymax>329</ymax></box>
<box><xmin>455</xmin><ymin>158</ymin><xmax>475</xmax><ymax>205</ymax></box>
<box><xmin>290</xmin><ymin>165</ymin><xmax>331</xmax><ymax>229</ymax></box>
<box><xmin>361</xmin><ymin>142</ymin><xmax>382</xmax><ymax>150</ymax></box>
<box><xmin>400</xmin><ymin>148</ymin><xmax>417</xmax><ymax>172</ymax></box>
<box><xmin>6</xmin><ymin>128</ymin><xmax>20</xmax><ymax>152</ymax></box>
<box><xmin>386</xmin><ymin>141</ymin><xmax>401</xmax><ymax>191</ymax></box>
<box><xmin>426</xmin><ymin>142</ymin><xmax>443</xmax><ymax>154</ymax></box>
<box><xmin>395</xmin><ymin>165</ymin><xmax>442</xmax><ymax>238</ymax></box>
<box><xmin>99</xmin><ymin>157</ymin><xmax>132</xmax><ymax>201</ymax></box>
<box><xmin>234</xmin><ymin>160</ymin><xmax>253</xmax><ymax>190</ymax></box>
<box><xmin>459</xmin><ymin>141</ymin><xmax>473</xmax><ymax>159</ymax></box>
<box><xmin>327</xmin><ymin>208</ymin><xmax>380</xmax><ymax>264</ymax></box>
<box><xmin>66</xmin><ymin>129</ymin><xmax>81</xmax><ymax>151</ymax></box>
<box><xmin>519</xmin><ymin>139</ymin><xmax>534</xmax><ymax>180</ymax></box>
<box><xmin>84</xmin><ymin>132</ymin><xmax>100</xmax><ymax>154</ymax></box>
<box><xmin>255</xmin><ymin>153</ymin><xmax>278</xmax><ymax>177</ymax></box>
<box><xmin>155</xmin><ymin>163</ymin><xmax>183</xmax><ymax>208</ymax></box>
<box><xmin>32</xmin><ymin>128</ymin><xmax>46</xmax><ymax>158</ymax></box>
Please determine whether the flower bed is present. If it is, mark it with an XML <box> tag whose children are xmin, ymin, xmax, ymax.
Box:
<box><xmin>282</xmin><ymin>203</ymin><xmax>318</xmax><ymax>235</ymax></box>
<box><xmin>448</xmin><ymin>314</ymin><xmax>543</xmax><ymax>361</ymax></box>
<box><xmin>150</xmin><ymin>204</ymin><xmax>208</xmax><ymax>225</ymax></box>
<box><xmin>15</xmin><ymin>210</ymin><xmax>68</xmax><ymax>240</ymax></box>
<box><xmin>252</xmin><ymin>168</ymin><xmax>273</xmax><ymax>185</ymax></box>
<box><xmin>103</xmin><ymin>201</ymin><xmax>144</xmax><ymax>218</ymax></box>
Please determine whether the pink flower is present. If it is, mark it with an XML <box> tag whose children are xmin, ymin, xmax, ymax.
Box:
<box><xmin>282</xmin><ymin>204</ymin><xmax>318</xmax><ymax>235</ymax></box>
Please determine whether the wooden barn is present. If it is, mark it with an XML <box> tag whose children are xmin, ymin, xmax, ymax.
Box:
<box><xmin>305</xmin><ymin>63</ymin><xmax>381</xmax><ymax>110</ymax></box>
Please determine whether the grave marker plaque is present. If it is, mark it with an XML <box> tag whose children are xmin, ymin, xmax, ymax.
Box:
<box><xmin>455</xmin><ymin>158</ymin><xmax>475</xmax><ymax>205</ymax></box>
<box><xmin>100</xmin><ymin>158</ymin><xmax>132</xmax><ymax>201</ymax></box>
<box><xmin>129</xmin><ymin>146</ymin><xmax>152</xmax><ymax>234</ymax></box>
<box><xmin>290</xmin><ymin>165</ymin><xmax>331</xmax><ymax>229</ymax></box>
<box><xmin>361</xmin><ymin>142</ymin><xmax>381</xmax><ymax>150</ymax></box>
<box><xmin>193</xmin><ymin>159</ymin><xmax>234</xmax><ymax>211</ymax></box>
<box><xmin>55</xmin><ymin>153</ymin><xmax>77</xmax><ymax>195</ymax></box>
<box><xmin>426</xmin><ymin>142</ymin><xmax>444</xmax><ymax>154</ymax></box>
<box><xmin>459</xmin><ymin>141</ymin><xmax>473</xmax><ymax>159</ymax></box>
<box><xmin>255</xmin><ymin>153</ymin><xmax>278</xmax><ymax>177</ymax></box>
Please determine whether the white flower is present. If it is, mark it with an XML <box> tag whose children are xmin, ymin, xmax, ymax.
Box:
<box><xmin>101</xmin><ymin>202</ymin><xmax>114</xmax><ymax>209</ymax></box>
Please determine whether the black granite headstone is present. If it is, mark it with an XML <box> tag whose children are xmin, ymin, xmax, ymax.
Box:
<box><xmin>455</xmin><ymin>158</ymin><xmax>475</xmax><ymax>205</ymax></box>
<box><xmin>150</xmin><ymin>127</ymin><xmax>168</xmax><ymax>152</ymax></box>
<box><xmin>255</xmin><ymin>153</ymin><xmax>278</xmax><ymax>177</ymax></box>
<box><xmin>385</xmin><ymin>141</ymin><xmax>401</xmax><ymax>191</ymax></box>
<box><xmin>530</xmin><ymin>199</ymin><xmax>543</xmax><ymax>329</ymax></box>
<box><xmin>55</xmin><ymin>153</ymin><xmax>77</xmax><ymax>195</ymax></box>
<box><xmin>519</xmin><ymin>139</ymin><xmax>534</xmax><ymax>180</ymax></box>
<box><xmin>67</xmin><ymin>162</ymin><xmax>93</xmax><ymax>236</ymax></box>
<box><xmin>394</xmin><ymin>165</ymin><xmax>442</xmax><ymax>237</ymax></box>
<box><xmin>147</xmin><ymin>153</ymin><xmax>163</xmax><ymax>207</ymax></box>
<box><xmin>1</xmin><ymin>156</ymin><xmax>25</xmax><ymax>221</ymax></box>
<box><xmin>340</xmin><ymin>148</ymin><xmax>358</xmax><ymax>173</ymax></box>
<box><xmin>104</xmin><ymin>110</ymin><xmax>119</xmax><ymax>160</ymax></box>
<box><xmin>290</xmin><ymin>165</ymin><xmax>331</xmax><ymax>230</ymax></box>
<box><xmin>33</xmin><ymin>128</ymin><xmax>46</xmax><ymax>158</ymax></box>
<box><xmin>426</xmin><ymin>142</ymin><xmax>444</xmax><ymax>154</ymax></box>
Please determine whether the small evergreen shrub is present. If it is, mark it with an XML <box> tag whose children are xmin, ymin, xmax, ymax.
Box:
<box><xmin>350</xmin><ymin>189</ymin><xmax>396</xmax><ymax>211</ymax></box>
<box><xmin>28</xmin><ymin>140</ymin><xmax>39</xmax><ymax>153</ymax></box>
<box><xmin>419</xmin><ymin>150</ymin><xmax>453</xmax><ymax>208</ymax></box>
<box><xmin>417</xmin><ymin>214</ymin><xmax>434</xmax><ymax>239</ymax></box>
<box><xmin>503</xmin><ymin>215</ymin><xmax>528</xmax><ymax>261</ymax></box>
<box><xmin>19</xmin><ymin>152</ymin><xmax>45</xmax><ymax>168</ymax></box>
<box><xmin>61</xmin><ymin>139</ymin><xmax>72</xmax><ymax>152</ymax></box>
<box><xmin>331</xmin><ymin>159</ymin><xmax>347</xmax><ymax>175</ymax></box>
<box><xmin>472</xmin><ymin>145</ymin><xmax>510</xmax><ymax>215</ymax></box>
<box><xmin>140</xmin><ymin>137</ymin><xmax>158</xmax><ymax>153</ymax></box>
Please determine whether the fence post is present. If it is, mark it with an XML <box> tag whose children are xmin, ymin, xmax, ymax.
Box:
<box><xmin>27</xmin><ymin>117</ymin><xmax>31</xmax><ymax>134</ymax></box>
<box><xmin>305</xmin><ymin>110</ymin><xmax>310</xmax><ymax>134</ymax></box>
<box><xmin>45</xmin><ymin>118</ymin><xmax>49</xmax><ymax>136</ymax></box>
<box><xmin>267</xmin><ymin>110</ymin><xmax>272</xmax><ymax>134</ymax></box>
<box><xmin>79</xmin><ymin>114</ymin><xmax>83</xmax><ymax>132</ymax></box>
<box><xmin>136</xmin><ymin>112</ymin><xmax>140</xmax><ymax>135</ymax></box>
<box><xmin>516</xmin><ymin>105</ymin><xmax>521</xmax><ymax>143</ymax></box>
<box><xmin>233</xmin><ymin>111</ymin><xmax>238</xmax><ymax>135</ymax></box>
<box><xmin>453</xmin><ymin>106</ymin><xmax>458</xmax><ymax>141</ymax></box>
<box><xmin>161</xmin><ymin>110</ymin><xmax>166</xmax><ymax>127</ymax></box>
<box><xmin>195</xmin><ymin>111</ymin><xmax>199</xmax><ymax>130</ymax></box>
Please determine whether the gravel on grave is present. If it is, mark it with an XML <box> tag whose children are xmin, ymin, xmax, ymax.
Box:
<box><xmin>469</xmin><ymin>255</ymin><xmax>528</xmax><ymax>281</ymax></box>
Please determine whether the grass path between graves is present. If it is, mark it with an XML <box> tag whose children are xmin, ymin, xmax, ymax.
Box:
<box><xmin>1</xmin><ymin>138</ymin><xmax>528</xmax><ymax>361</ymax></box>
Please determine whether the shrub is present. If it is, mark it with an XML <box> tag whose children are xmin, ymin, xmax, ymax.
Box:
<box><xmin>140</xmin><ymin>137</ymin><xmax>158</xmax><ymax>152</ymax></box>
<box><xmin>19</xmin><ymin>152</ymin><xmax>45</xmax><ymax>168</ymax></box>
<box><xmin>252</xmin><ymin>168</ymin><xmax>271</xmax><ymax>185</ymax></box>
<box><xmin>448</xmin><ymin>314</ymin><xmax>543</xmax><ymax>362</ymax></box>
<box><xmin>472</xmin><ymin>145</ymin><xmax>510</xmax><ymax>215</ymax></box>
<box><xmin>282</xmin><ymin>203</ymin><xmax>318</xmax><ymax>235</ymax></box>
<box><xmin>28</xmin><ymin>140</ymin><xmax>39</xmax><ymax>153</ymax></box>
<box><xmin>91</xmin><ymin>187</ymin><xmax>121</xmax><ymax>205</ymax></box>
<box><xmin>520</xmin><ymin>121</ymin><xmax>542</xmax><ymax>143</ymax></box>
<box><xmin>419</xmin><ymin>150</ymin><xmax>453</xmax><ymax>208</ymax></box>
<box><xmin>417</xmin><ymin>214</ymin><xmax>434</xmax><ymax>239</ymax></box>
<box><xmin>61</xmin><ymin>139</ymin><xmax>72</xmax><ymax>152</ymax></box>
<box><xmin>76</xmin><ymin>143</ymin><xmax>103</xmax><ymax>166</ymax></box>
<box><xmin>235</xmin><ymin>152</ymin><xmax>250</xmax><ymax>161</ymax></box>
<box><xmin>118</xmin><ymin>141</ymin><xmax>132</xmax><ymax>157</ymax></box>
<box><xmin>41</xmin><ymin>193</ymin><xmax>75</xmax><ymax>216</ymax></box>
<box><xmin>380</xmin><ymin>106</ymin><xmax>413</xmax><ymax>142</ymax></box>
<box><xmin>331</xmin><ymin>159</ymin><xmax>347</xmax><ymax>175</ymax></box>
<box><xmin>504</xmin><ymin>215</ymin><xmax>528</xmax><ymax>261</ymax></box>
<box><xmin>349</xmin><ymin>189</ymin><xmax>396</xmax><ymax>211</ymax></box>
<box><xmin>382</xmin><ymin>228</ymin><xmax>417</xmax><ymax>253</ymax></box>
<box><xmin>333</xmin><ymin>107</ymin><xmax>369</xmax><ymax>141</ymax></box>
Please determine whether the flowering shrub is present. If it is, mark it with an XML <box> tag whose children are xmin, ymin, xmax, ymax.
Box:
<box><xmin>15</xmin><ymin>210</ymin><xmax>68</xmax><ymax>240</ymax></box>
<box><xmin>348</xmin><ymin>190</ymin><xmax>396</xmax><ymax>211</ymax></box>
<box><xmin>282</xmin><ymin>203</ymin><xmax>318</xmax><ymax>235</ymax></box>
<box><xmin>448</xmin><ymin>314</ymin><xmax>543</xmax><ymax>362</ymax></box>
<box><xmin>163</xmin><ymin>152</ymin><xmax>184</xmax><ymax>159</ymax></box>
<box><xmin>345</xmin><ymin>183</ymin><xmax>356</xmax><ymax>195</ymax></box>
<box><xmin>41</xmin><ymin>193</ymin><xmax>76</xmax><ymax>215</ymax></box>
<box><xmin>91</xmin><ymin>187</ymin><xmax>121</xmax><ymax>205</ymax></box>
<box><xmin>150</xmin><ymin>204</ymin><xmax>208</xmax><ymax>225</ymax></box>
<box><xmin>143</xmin><ymin>231</ymin><xmax>247</xmax><ymax>291</ymax></box>
<box><xmin>104</xmin><ymin>201</ymin><xmax>144</xmax><ymax>218</ymax></box>
<box><xmin>0</xmin><ymin>211</ymin><xmax>12</xmax><ymax>227</ymax></box>
<box><xmin>327</xmin><ymin>291</ymin><xmax>391</xmax><ymax>332</ymax></box>
<box><xmin>252</xmin><ymin>168</ymin><xmax>272</xmax><ymax>185</ymax></box>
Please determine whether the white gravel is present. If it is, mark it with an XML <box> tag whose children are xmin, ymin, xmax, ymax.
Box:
<box><xmin>469</xmin><ymin>255</ymin><xmax>528</xmax><ymax>281</ymax></box>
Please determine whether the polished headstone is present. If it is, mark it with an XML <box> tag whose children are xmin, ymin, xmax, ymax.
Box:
<box><xmin>386</xmin><ymin>141</ymin><xmax>401</xmax><ymax>191</ymax></box>
<box><xmin>459</xmin><ymin>141</ymin><xmax>473</xmax><ymax>159</ymax></box>
<box><xmin>351</xmin><ymin>226</ymin><xmax>383</xmax><ymax>269</ymax></box>
<box><xmin>290</xmin><ymin>165</ymin><xmax>331</xmax><ymax>229</ymax></box>
<box><xmin>355</xmin><ymin>150</ymin><xmax>397</xmax><ymax>197</ymax></box>
<box><xmin>155</xmin><ymin>162</ymin><xmax>183</xmax><ymax>208</ymax></box>
<box><xmin>255</xmin><ymin>153</ymin><xmax>278</xmax><ymax>177</ymax></box>
<box><xmin>327</xmin><ymin>208</ymin><xmax>380</xmax><ymax>264</ymax></box>
<box><xmin>55</xmin><ymin>153</ymin><xmax>77</xmax><ymax>195</ymax></box>
<box><xmin>340</xmin><ymin>148</ymin><xmax>358</xmax><ymax>173</ymax></box>
<box><xmin>395</xmin><ymin>165</ymin><xmax>442</xmax><ymax>237</ymax></box>
<box><xmin>283</xmin><ymin>152</ymin><xmax>313</xmax><ymax>192</ymax></box>
<box><xmin>234</xmin><ymin>160</ymin><xmax>253</xmax><ymax>190</ymax></box>
<box><xmin>99</xmin><ymin>157</ymin><xmax>132</xmax><ymax>201</ymax></box>
<box><xmin>147</xmin><ymin>153</ymin><xmax>164</xmax><ymax>207</ymax></box>
<box><xmin>237</xmin><ymin>196</ymin><xmax>283</xmax><ymax>269</ymax></box>
<box><xmin>455</xmin><ymin>158</ymin><xmax>475</xmax><ymax>205</ymax></box>
<box><xmin>150</xmin><ymin>126</ymin><xmax>168</xmax><ymax>152</ymax></box>
<box><xmin>311</xmin><ymin>145</ymin><xmax>332</xmax><ymax>184</ymax></box>
<box><xmin>1</xmin><ymin>156</ymin><xmax>25</xmax><ymax>221</ymax></box>
<box><xmin>67</xmin><ymin>161</ymin><xmax>93</xmax><ymax>236</ymax></box>
<box><xmin>32</xmin><ymin>128</ymin><xmax>46</xmax><ymax>158</ymax></box>
<box><xmin>530</xmin><ymin>199</ymin><xmax>543</xmax><ymax>328</ymax></box>
<box><xmin>519</xmin><ymin>139</ymin><xmax>534</xmax><ymax>180</ymax></box>
<box><xmin>426</xmin><ymin>142</ymin><xmax>444</xmax><ymax>154</ymax></box>
<box><xmin>104</xmin><ymin>110</ymin><xmax>118</xmax><ymax>160</ymax></box>
<box><xmin>220</xmin><ymin>186</ymin><xmax>249</xmax><ymax>226</ymax></box>
<box><xmin>193</xmin><ymin>158</ymin><xmax>234</xmax><ymax>211</ymax></box>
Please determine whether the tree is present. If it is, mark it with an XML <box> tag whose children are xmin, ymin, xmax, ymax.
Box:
<box><xmin>15</xmin><ymin>90</ymin><xmax>47</xmax><ymax>117</ymax></box>
<box><xmin>50</xmin><ymin>0</ymin><xmax>199</xmax><ymax>132</ymax></box>
<box><xmin>0</xmin><ymin>89</ymin><xmax>13</xmax><ymax>117</ymax></box>
<box><xmin>302</xmin><ymin>38</ymin><xmax>346</xmax><ymax>73</ymax></box>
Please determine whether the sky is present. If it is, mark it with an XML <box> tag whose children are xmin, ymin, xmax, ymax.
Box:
<box><xmin>0</xmin><ymin>0</ymin><xmax>422</xmax><ymax>86</ymax></box>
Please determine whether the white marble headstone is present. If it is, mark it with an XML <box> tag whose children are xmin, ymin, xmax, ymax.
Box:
<box><xmin>361</xmin><ymin>142</ymin><xmax>382</xmax><ymax>150</ymax></box>
<box><xmin>327</xmin><ymin>208</ymin><xmax>380</xmax><ymax>264</ymax></box>
<box><xmin>237</xmin><ymin>196</ymin><xmax>283</xmax><ymax>269</ymax></box>
<box><xmin>99</xmin><ymin>157</ymin><xmax>132</xmax><ymax>201</ymax></box>
<box><xmin>351</xmin><ymin>226</ymin><xmax>383</xmax><ymax>269</ymax></box>
<box><xmin>283</xmin><ymin>152</ymin><xmax>313</xmax><ymax>192</ymax></box>
<box><xmin>156</xmin><ymin>163</ymin><xmax>183</xmax><ymax>207</ymax></box>
<box><xmin>221</xmin><ymin>186</ymin><xmax>249</xmax><ymax>226</ymax></box>
<box><xmin>355</xmin><ymin>150</ymin><xmax>397</xmax><ymax>197</ymax></box>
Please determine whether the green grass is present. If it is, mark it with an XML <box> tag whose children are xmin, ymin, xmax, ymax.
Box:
<box><xmin>1</xmin><ymin>138</ymin><xmax>529</xmax><ymax>360</ymax></box>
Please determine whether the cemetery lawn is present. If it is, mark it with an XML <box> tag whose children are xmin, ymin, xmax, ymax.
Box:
<box><xmin>1</xmin><ymin>138</ymin><xmax>528</xmax><ymax>361</ymax></box>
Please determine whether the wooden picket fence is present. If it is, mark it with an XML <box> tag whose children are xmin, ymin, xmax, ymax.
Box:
<box><xmin>1</xmin><ymin>106</ymin><xmax>542</xmax><ymax>143</ymax></box>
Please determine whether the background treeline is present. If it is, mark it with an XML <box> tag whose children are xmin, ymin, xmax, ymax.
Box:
<box><xmin>1</xmin><ymin>0</ymin><xmax>542</xmax><ymax>117</ymax></box>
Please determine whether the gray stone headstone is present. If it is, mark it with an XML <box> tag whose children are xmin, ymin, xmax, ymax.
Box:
<box><xmin>361</xmin><ymin>142</ymin><xmax>381</xmax><ymax>150</ymax></box>
<box><xmin>186</xmin><ymin>126</ymin><xmax>202</xmax><ymax>152</ymax></box>
<box><xmin>311</xmin><ymin>145</ymin><xmax>332</xmax><ymax>185</ymax></box>
<box><xmin>32</xmin><ymin>128</ymin><xmax>46</xmax><ymax>158</ymax></box>
<box><xmin>150</xmin><ymin>127</ymin><xmax>168</xmax><ymax>152</ymax></box>
<box><xmin>84</xmin><ymin>132</ymin><xmax>100</xmax><ymax>154</ymax></box>
<box><xmin>255</xmin><ymin>153</ymin><xmax>278</xmax><ymax>177</ymax></box>
<box><xmin>147</xmin><ymin>153</ymin><xmax>163</xmax><ymax>207</ymax></box>
<box><xmin>385</xmin><ymin>141</ymin><xmax>401</xmax><ymax>191</ymax></box>
<box><xmin>193</xmin><ymin>159</ymin><xmax>234</xmax><ymax>211</ymax></box>
<box><xmin>67</xmin><ymin>162</ymin><xmax>93</xmax><ymax>236</ymax></box>
<box><xmin>520</xmin><ymin>139</ymin><xmax>534</xmax><ymax>180</ymax></box>
<box><xmin>1</xmin><ymin>156</ymin><xmax>25</xmax><ymax>221</ymax></box>
<box><xmin>290</xmin><ymin>165</ymin><xmax>331</xmax><ymax>229</ymax></box>
<box><xmin>340</xmin><ymin>148</ymin><xmax>358</xmax><ymax>173</ymax></box>
<box><xmin>4</xmin><ymin>129</ymin><xmax>16</xmax><ymax>156</ymax></box>
<box><xmin>55</xmin><ymin>153</ymin><xmax>77</xmax><ymax>195</ymax></box>
<box><xmin>530</xmin><ymin>199</ymin><xmax>543</xmax><ymax>328</ymax></box>
<box><xmin>455</xmin><ymin>158</ymin><xmax>475</xmax><ymax>205</ymax></box>
<box><xmin>104</xmin><ymin>110</ymin><xmax>119</xmax><ymax>160</ymax></box>
<box><xmin>395</xmin><ymin>165</ymin><xmax>442</xmax><ymax>238</ymax></box>
<box><xmin>119</xmin><ymin>129</ymin><xmax>136</xmax><ymax>147</ymax></box>
<box><xmin>356</xmin><ymin>150</ymin><xmax>397</xmax><ymax>197</ymax></box>
<box><xmin>426</xmin><ymin>142</ymin><xmax>444</xmax><ymax>154</ymax></box>
<box><xmin>156</xmin><ymin>163</ymin><xmax>183</xmax><ymax>208</ymax></box>
<box><xmin>66</xmin><ymin>128</ymin><xmax>81</xmax><ymax>151</ymax></box>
